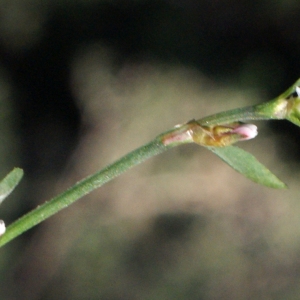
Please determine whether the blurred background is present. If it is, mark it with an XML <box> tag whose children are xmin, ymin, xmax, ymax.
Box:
<box><xmin>1</xmin><ymin>0</ymin><xmax>300</xmax><ymax>299</ymax></box>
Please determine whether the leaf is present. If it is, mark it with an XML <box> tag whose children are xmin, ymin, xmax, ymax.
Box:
<box><xmin>0</xmin><ymin>168</ymin><xmax>24</xmax><ymax>205</ymax></box>
<box><xmin>206</xmin><ymin>146</ymin><xmax>286</xmax><ymax>189</ymax></box>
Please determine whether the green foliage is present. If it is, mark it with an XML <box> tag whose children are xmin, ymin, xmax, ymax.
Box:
<box><xmin>0</xmin><ymin>168</ymin><xmax>23</xmax><ymax>205</ymax></box>
<box><xmin>2</xmin><ymin>78</ymin><xmax>300</xmax><ymax>246</ymax></box>
<box><xmin>207</xmin><ymin>146</ymin><xmax>286</xmax><ymax>189</ymax></box>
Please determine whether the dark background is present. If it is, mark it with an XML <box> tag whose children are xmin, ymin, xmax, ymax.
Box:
<box><xmin>1</xmin><ymin>1</ymin><xmax>300</xmax><ymax>299</ymax></box>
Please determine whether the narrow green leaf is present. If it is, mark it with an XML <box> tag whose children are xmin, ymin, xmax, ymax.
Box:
<box><xmin>206</xmin><ymin>146</ymin><xmax>286</xmax><ymax>189</ymax></box>
<box><xmin>0</xmin><ymin>168</ymin><xmax>24</xmax><ymax>205</ymax></box>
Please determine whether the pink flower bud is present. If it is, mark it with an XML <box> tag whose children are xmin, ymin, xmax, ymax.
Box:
<box><xmin>232</xmin><ymin>124</ymin><xmax>258</xmax><ymax>140</ymax></box>
<box><xmin>187</xmin><ymin>121</ymin><xmax>258</xmax><ymax>147</ymax></box>
<box><xmin>161</xmin><ymin>121</ymin><xmax>258</xmax><ymax>147</ymax></box>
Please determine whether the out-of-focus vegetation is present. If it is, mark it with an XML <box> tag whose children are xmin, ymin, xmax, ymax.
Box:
<box><xmin>1</xmin><ymin>0</ymin><xmax>300</xmax><ymax>299</ymax></box>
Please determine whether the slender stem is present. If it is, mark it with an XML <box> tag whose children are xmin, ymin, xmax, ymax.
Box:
<box><xmin>0</xmin><ymin>79</ymin><xmax>294</xmax><ymax>247</ymax></box>
<box><xmin>0</xmin><ymin>135</ymin><xmax>179</xmax><ymax>247</ymax></box>
<box><xmin>198</xmin><ymin>103</ymin><xmax>276</xmax><ymax>126</ymax></box>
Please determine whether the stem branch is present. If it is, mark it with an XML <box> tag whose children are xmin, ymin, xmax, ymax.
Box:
<box><xmin>0</xmin><ymin>135</ymin><xmax>178</xmax><ymax>247</ymax></box>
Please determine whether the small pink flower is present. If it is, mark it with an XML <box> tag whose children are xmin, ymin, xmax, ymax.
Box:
<box><xmin>232</xmin><ymin>124</ymin><xmax>258</xmax><ymax>140</ymax></box>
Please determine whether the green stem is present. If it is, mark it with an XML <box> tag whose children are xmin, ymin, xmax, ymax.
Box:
<box><xmin>199</xmin><ymin>78</ymin><xmax>300</xmax><ymax>126</ymax></box>
<box><xmin>198</xmin><ymin>102</ymin><xmax>279</xmax><ymax>126</ymax></box>
<box><xmin>1</xmin><ymin>78</ymin><xmax>296</xmax><ymax>247</ymax></box>
<box><xmin>0</xmin><ymin>133</ymin><xmax>183</xmax><ymax>248</ymax></box>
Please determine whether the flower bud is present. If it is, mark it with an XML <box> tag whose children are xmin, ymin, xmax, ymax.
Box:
<box><xmin>189</xmin><ymin>121</ymin><xmax>258</xmax><ymax>147</ymax></box>
<box><xmin>231</xmin><ymin>124</ymin><xmax>258</xmax><ymax>140</ymax></box>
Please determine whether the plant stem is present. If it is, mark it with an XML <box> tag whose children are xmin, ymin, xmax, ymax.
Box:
<box><xmin>0</xmin><ymin>134</ymin><xmax>181</xmax><ymax>247</ymax></box>
<box><xmin>1</xmin><ymin>77</ymin><xmax>296</xmax><ymax>247</ymax></box>
<box><xmin>197</xmin><ymin>103</ymin><xmax>277</xmax><ymax>125</ymax></box>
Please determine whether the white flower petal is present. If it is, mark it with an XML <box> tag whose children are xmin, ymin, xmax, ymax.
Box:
<box><xmin>296</xmin><ymin>86</ymin><xmax>300</xmax><ymax>98</ymax></box>
<box><xmin>0</xmin><ymin>220</ymin><xmax>6</xmax><ymax>236</ymax></box>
